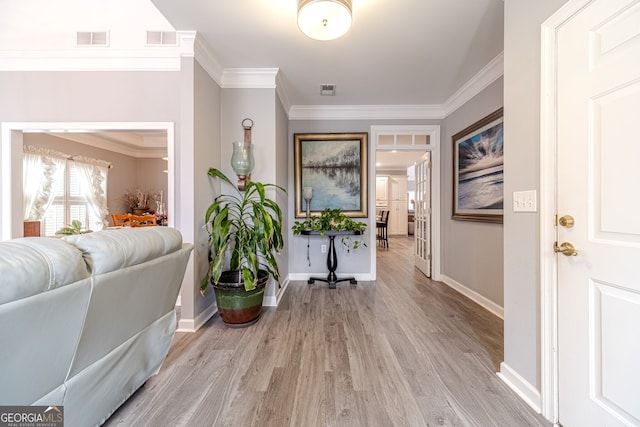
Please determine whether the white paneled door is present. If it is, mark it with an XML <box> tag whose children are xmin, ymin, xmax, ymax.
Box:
<box><xmin>414</xmin><ymin>152</ymin><xmax>431</xmax><ymax>277</ymax></box>
<box><xmin>557</xmin><ymin>1</ymin><xmax>640</xmax><ymax>425</ymax></box>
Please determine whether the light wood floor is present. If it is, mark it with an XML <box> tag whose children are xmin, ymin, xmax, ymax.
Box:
<box><xmin>106</xmin><ymin>236</ymin><xmax>550</xmax><ymax>427</ymax></box>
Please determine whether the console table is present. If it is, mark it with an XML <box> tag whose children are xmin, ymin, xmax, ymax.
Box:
<box><xmin>301</xmin><ymin>230</ymin><xmax>360</xmax><ymax>289</ymax></box>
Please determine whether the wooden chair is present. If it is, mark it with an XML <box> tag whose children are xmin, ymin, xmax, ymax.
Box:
<box><xmin>111</xmin><ymin>213</ymin><xmax>131</xmax><ymax>227</ymax></box>
<box><xmin>376</xmin><ymin>210</ymin><xmax>389</xmax><ymax>248</ymax></box>
<box><xmin>130</xmin><ymin>214</ymin><xmax>157</xmax><ymax>227</ymax></box>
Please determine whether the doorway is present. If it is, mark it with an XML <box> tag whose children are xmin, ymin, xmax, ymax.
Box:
<box><xmin>1</xmin><ymin>121</ymin><xmax>174</xmax><ymax>240</ymax></box>
<box><xmin>370</xmin><ymin>125</ymin><xmax>441</xmax><ymax>282</ymax></box>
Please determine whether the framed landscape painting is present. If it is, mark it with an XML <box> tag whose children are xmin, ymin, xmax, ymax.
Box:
<box><xmin>452</xmin><ymin>108</ymin><xmax>504</xmax><ymax>224</ymax></box>
<box><xmin>294</xmin><ymin>132</ymin><xmax>368</xmax><ymax>218</ymax></box>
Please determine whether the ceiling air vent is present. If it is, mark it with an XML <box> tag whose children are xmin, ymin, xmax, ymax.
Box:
<box><xmin>146</xmin><ymin>31</ymin><xmax>178</xmax><ymax>46</ymax></box>
<box><xmin>320</xmin><ymin>84</ymin><xmax>336</xmax><ymax>96</ymax></box>
<box><xmin>76</xmin><ymin>31</ymin><xmax>109</xmax><ymax>46</ymax></box>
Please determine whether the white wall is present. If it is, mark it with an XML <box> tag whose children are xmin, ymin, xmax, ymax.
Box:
<box><xmin>0</xmin><ymin>0</ymin><xmax>175</xmax><ymax>51</ymax></box>
<box><xmin>442</xmin><ymin>77</ymin><xmax>504</xmax><ymax>306</ymax></box>
<box><xmin>503</xmin><ymin>0</ymin><xmax>568</xmax><ymax>390</ymax></box>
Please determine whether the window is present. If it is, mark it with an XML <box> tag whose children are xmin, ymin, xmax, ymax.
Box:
<box><xmin>43</xmin><ymin>161</ymin><xmax>102</xmax><ymax>236</ymax></box>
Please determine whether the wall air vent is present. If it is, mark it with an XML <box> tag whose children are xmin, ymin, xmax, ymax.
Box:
<box><xmin>146</xmin><ymin>31</ymin><xmax>178</xmax><ymax>46</ymax></box>
<box><xmin>76</xmin><ymin>31</ymin><xmax>109</xmax><ymax>46</ymax></box>
<box><xmin>320</xmin><ymin>84</ymin><xmax>336</xmax><ymax>96</ymax></box>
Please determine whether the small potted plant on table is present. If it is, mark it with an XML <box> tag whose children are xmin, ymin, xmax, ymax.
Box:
<box><xmin>201</xmin><ymin>168</ymin><xmax>285</xmax><ymax>327</ymax></box>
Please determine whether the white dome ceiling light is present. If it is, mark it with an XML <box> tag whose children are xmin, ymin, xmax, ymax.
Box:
<box><xmin>297</xmin><ymin>0</ymin><xmax>352</xmax><ymax>41</ymax></box>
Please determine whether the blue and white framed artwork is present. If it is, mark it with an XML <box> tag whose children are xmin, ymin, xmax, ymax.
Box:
<box><xmin>294</xmin><ymin>133</ymin><xmax>368</xmax><ymax>218</ymax></box>
<box><xmin>452</xmin><ymin>108</ymin><xmax>503</xmax><ymax>224</ymax></box>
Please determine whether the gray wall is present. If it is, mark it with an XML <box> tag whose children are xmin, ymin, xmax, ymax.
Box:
<box><xmin>288</xmin><ymin>119</ymin><xmax>439</xmax><ymax>278</ymax></box>
<box><xmin>275</xmin><ymin>94</ymin><xmax>290</xmax><ymax>286</ymax></box>
<box><xmin>503</xmin><ymin>0</ymin><xmax>568</xmax><ymax>388</ymax></box>
<box><xmin>221</xmin><ymin>87</ymin><xmax>280</xmax><ymax>298</ymax></box>
<box><xmin>442</xmin><ymin>77</ymin><xmax>504</xmax><ymax>306</ymax></box>
<box><xmin>192</xmin><ymin>59</ymin><xmax>221</xmax><ymax>315</ymax></box>
<box><xmin>135</xmin><ymin>158</ymin><xmax>169</xmax><ymax>215</ymax></box>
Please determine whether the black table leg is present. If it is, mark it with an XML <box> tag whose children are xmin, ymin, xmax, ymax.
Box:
<box><xmin>307</xmin><ymin>235</ymin><xmax>357</xmax><ymax>289</ymax></box>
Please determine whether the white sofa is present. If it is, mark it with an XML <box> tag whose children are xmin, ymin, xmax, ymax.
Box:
<box><xmin>0</xmin><ymin>227</ymin><xmax>193</xmax><ymax>426</ymax></box>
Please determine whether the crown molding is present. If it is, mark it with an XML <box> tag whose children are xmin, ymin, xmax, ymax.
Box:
<box><xmin>442</xmin><ymin>51</ymin><xmax>504</xmax><ymax>117</ymax></box>
<box><xmin>189</xmin><ymin>32</ymin><xmax>224</xmax><ymax>87</ymax></box>
<box><xmin>288</xmin><ymin>104</ymin><xmax>445</xmax><ymax>121</ymax></box>
<box><xmin>288</xmin><ymin>52</ymin><xmax>504</xmax><ymax>121</ymax></box>
<box><xmin>221</xmin><ymin>68</ymin><xmax>279</xmax><ymax>89</ymax></box>
<box><xmin>275</xmin><ymin>72</ymin><xmax>292</xmax><ymax>114</ymax></box>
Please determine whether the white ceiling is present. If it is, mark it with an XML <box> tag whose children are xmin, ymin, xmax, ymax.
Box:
<box><xmin>3</xmin><ymin>0</ymin><xmax>504</xmax><ymax>166</ymax></box>
<box><xmin>151</xmin><ymin>0</ymin><xmax>504</xmax><ymax>107</ymax></box>
<box><xmin>376</xmin><ymin>150</ymin><xmax>424</xmax><ymax>171</ymax></box>
<box><xmin>45</xmin><ymin>130</ymin><xmax>168</xmax><ymax>158</ymax></box>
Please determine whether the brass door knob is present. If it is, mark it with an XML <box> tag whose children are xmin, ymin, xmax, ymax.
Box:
<box><xmin>554</xmin><ymin>241</ymin><xmax>578</xmax><ymax>256</ymax></box>
<box><xmin>559</xmin><ymin>215</ymin><xmax>575</xmax><ymax>228</ymax></box>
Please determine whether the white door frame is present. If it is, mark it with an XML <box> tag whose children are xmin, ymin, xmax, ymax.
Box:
<box><xmin>1</xmin><ymin>121</ymin><xmax>175</xmax><ymax>241</ymax></box>
<box><xmin>540</xmin><ymin>0</ymin><xmax>594</xmax><ymax>423</ymax></box>
<box><xmin>369</xmin><ymin>125</ymin><xmax>441</xmax><ymax>282</ymax></box>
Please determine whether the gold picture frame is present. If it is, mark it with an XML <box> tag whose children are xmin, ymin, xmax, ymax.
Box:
<box><xmin>294</xmin><ymin>132</ymin><xmax>368</xmax><ymax>218</ymax></box>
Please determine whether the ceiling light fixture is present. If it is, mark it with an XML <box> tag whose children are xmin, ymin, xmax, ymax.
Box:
<box><xmin>297</xmin><ymin>0</ymin><xmax>352</xmax><ymax>41</ymax></box>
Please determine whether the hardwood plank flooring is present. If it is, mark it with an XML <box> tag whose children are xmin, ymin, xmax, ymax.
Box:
<box><xmin>106</xmin><ymin>236</ymin><xmax>550</xmax><ymax>427</ymax></box>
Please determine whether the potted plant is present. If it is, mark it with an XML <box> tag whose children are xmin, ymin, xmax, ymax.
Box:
<box><xmin>200</xmin><ymin>168</ymin><xmax>285</xmax><ymax>327</ymax></box>
<box><xmin>55</xmin><ymin>219</ymin><xmax>93</xmax><ymax>235</ymax></box>
<box><xmin>292</xmin><ymin>208</ymin><xmax>367</xmax><ymax>252</ymax></box>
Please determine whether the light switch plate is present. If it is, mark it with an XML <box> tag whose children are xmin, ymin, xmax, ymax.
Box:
<box><xmin>513</xmin><ymin>190</ymin><xmax>537</xmax><ymax>212</ymax></box>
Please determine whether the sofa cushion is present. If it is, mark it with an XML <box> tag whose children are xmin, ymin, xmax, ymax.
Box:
<box><xmin>63</xmin><ymin>227</ymin><xmax>183</xmax><ymax>275</ymax></box>
<box><xmin>0</xmin><ymin>237</ymin><xmax>90</xmax><ymax>304</ymax></box>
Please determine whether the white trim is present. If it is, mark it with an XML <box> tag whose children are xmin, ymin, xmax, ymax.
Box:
<box><xmin>275</xmin><ymin>72</ymin><xmax>292</xmax><ymax>115</ymax></box>
<box><xmin>221</xmin><ymin>68</ymin><xmax>279</xmax><ymax>89</ymax></box>
<box><xmin>540</xmin><ymin>1</ymin><xmax>593</xmax><ymax>423</ymax></box>
<box><xmin>177</xmin><ymin>303</ymin><xmax>217</xmax><ymax>333</ymax></box>
<box><xmin>0</xmin><ymin>122</ymin><xmax>175</xmax><ymax>241</ymax></box>
<box><xmin>442</xmin><ymin>52</ymin><xmax>504</xmax><ymax>117</ymax></box>
<box><xmin>440</xmin><ymin>274</ymin><xmax>504</xmax><ymax>319</ymax></box>
<box><xmin>186</xmin><ymin>31</ymin><xmax>224</xmax><ymax>87</ymax></box>
<box><xmin>273</xmin><ymin>276</ymin><xmax>291</xmax><ymax>306</ymax></box>
<box><xmin>371</xmin><ymin>125</ymin><xmax>441</xmax><ymax>283</ymax></box>
<box><xmin>498</xmin><ymin>362</ymin><xmax>542</xmax><ymax>413</ymax></box>
<box><xmin>287</xmin><ymin>51</ymin><xmax>503</xmax><ymax>121</ymax></box>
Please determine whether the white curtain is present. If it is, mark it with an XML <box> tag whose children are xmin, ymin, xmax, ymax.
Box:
<box><xmin>74</xmin><ymin>157</ymin><xmax>110</xmax><ymax>230</ymax></box>
<box><xmin>22</xmin><ymin>146</ymin><xmax>66</xmax><ymax>221</ymax></box>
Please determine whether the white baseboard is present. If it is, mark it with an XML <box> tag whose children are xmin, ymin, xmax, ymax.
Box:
<box><xmin>179</xmin><ymin>277</ymin><xmax>290</xmax><ymax>329</ymax></box>
<box><xmin>498</xmin><ymin>362</ymin><xmax>542</xmax><ymax>413</ymax></box>
<box><xmin>440</xmin><ymin>274</ymin><xmax>504</xmax><ymax>319</ymax></box>
<box><xmin>177</xmin><ymin>302</ymin><xmax>216</xmax><ymax>333</ymax></box>
<box><xmin>275</xmin><ymin>276</ymin><xmax>291</xmax><ymax>306</ymax></box>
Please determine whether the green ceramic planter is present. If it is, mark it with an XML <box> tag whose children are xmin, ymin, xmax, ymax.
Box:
<box><xmin>212</xmin><ymin>269</ymin><xmax>268</xmax><ymax>327</ymax></box>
